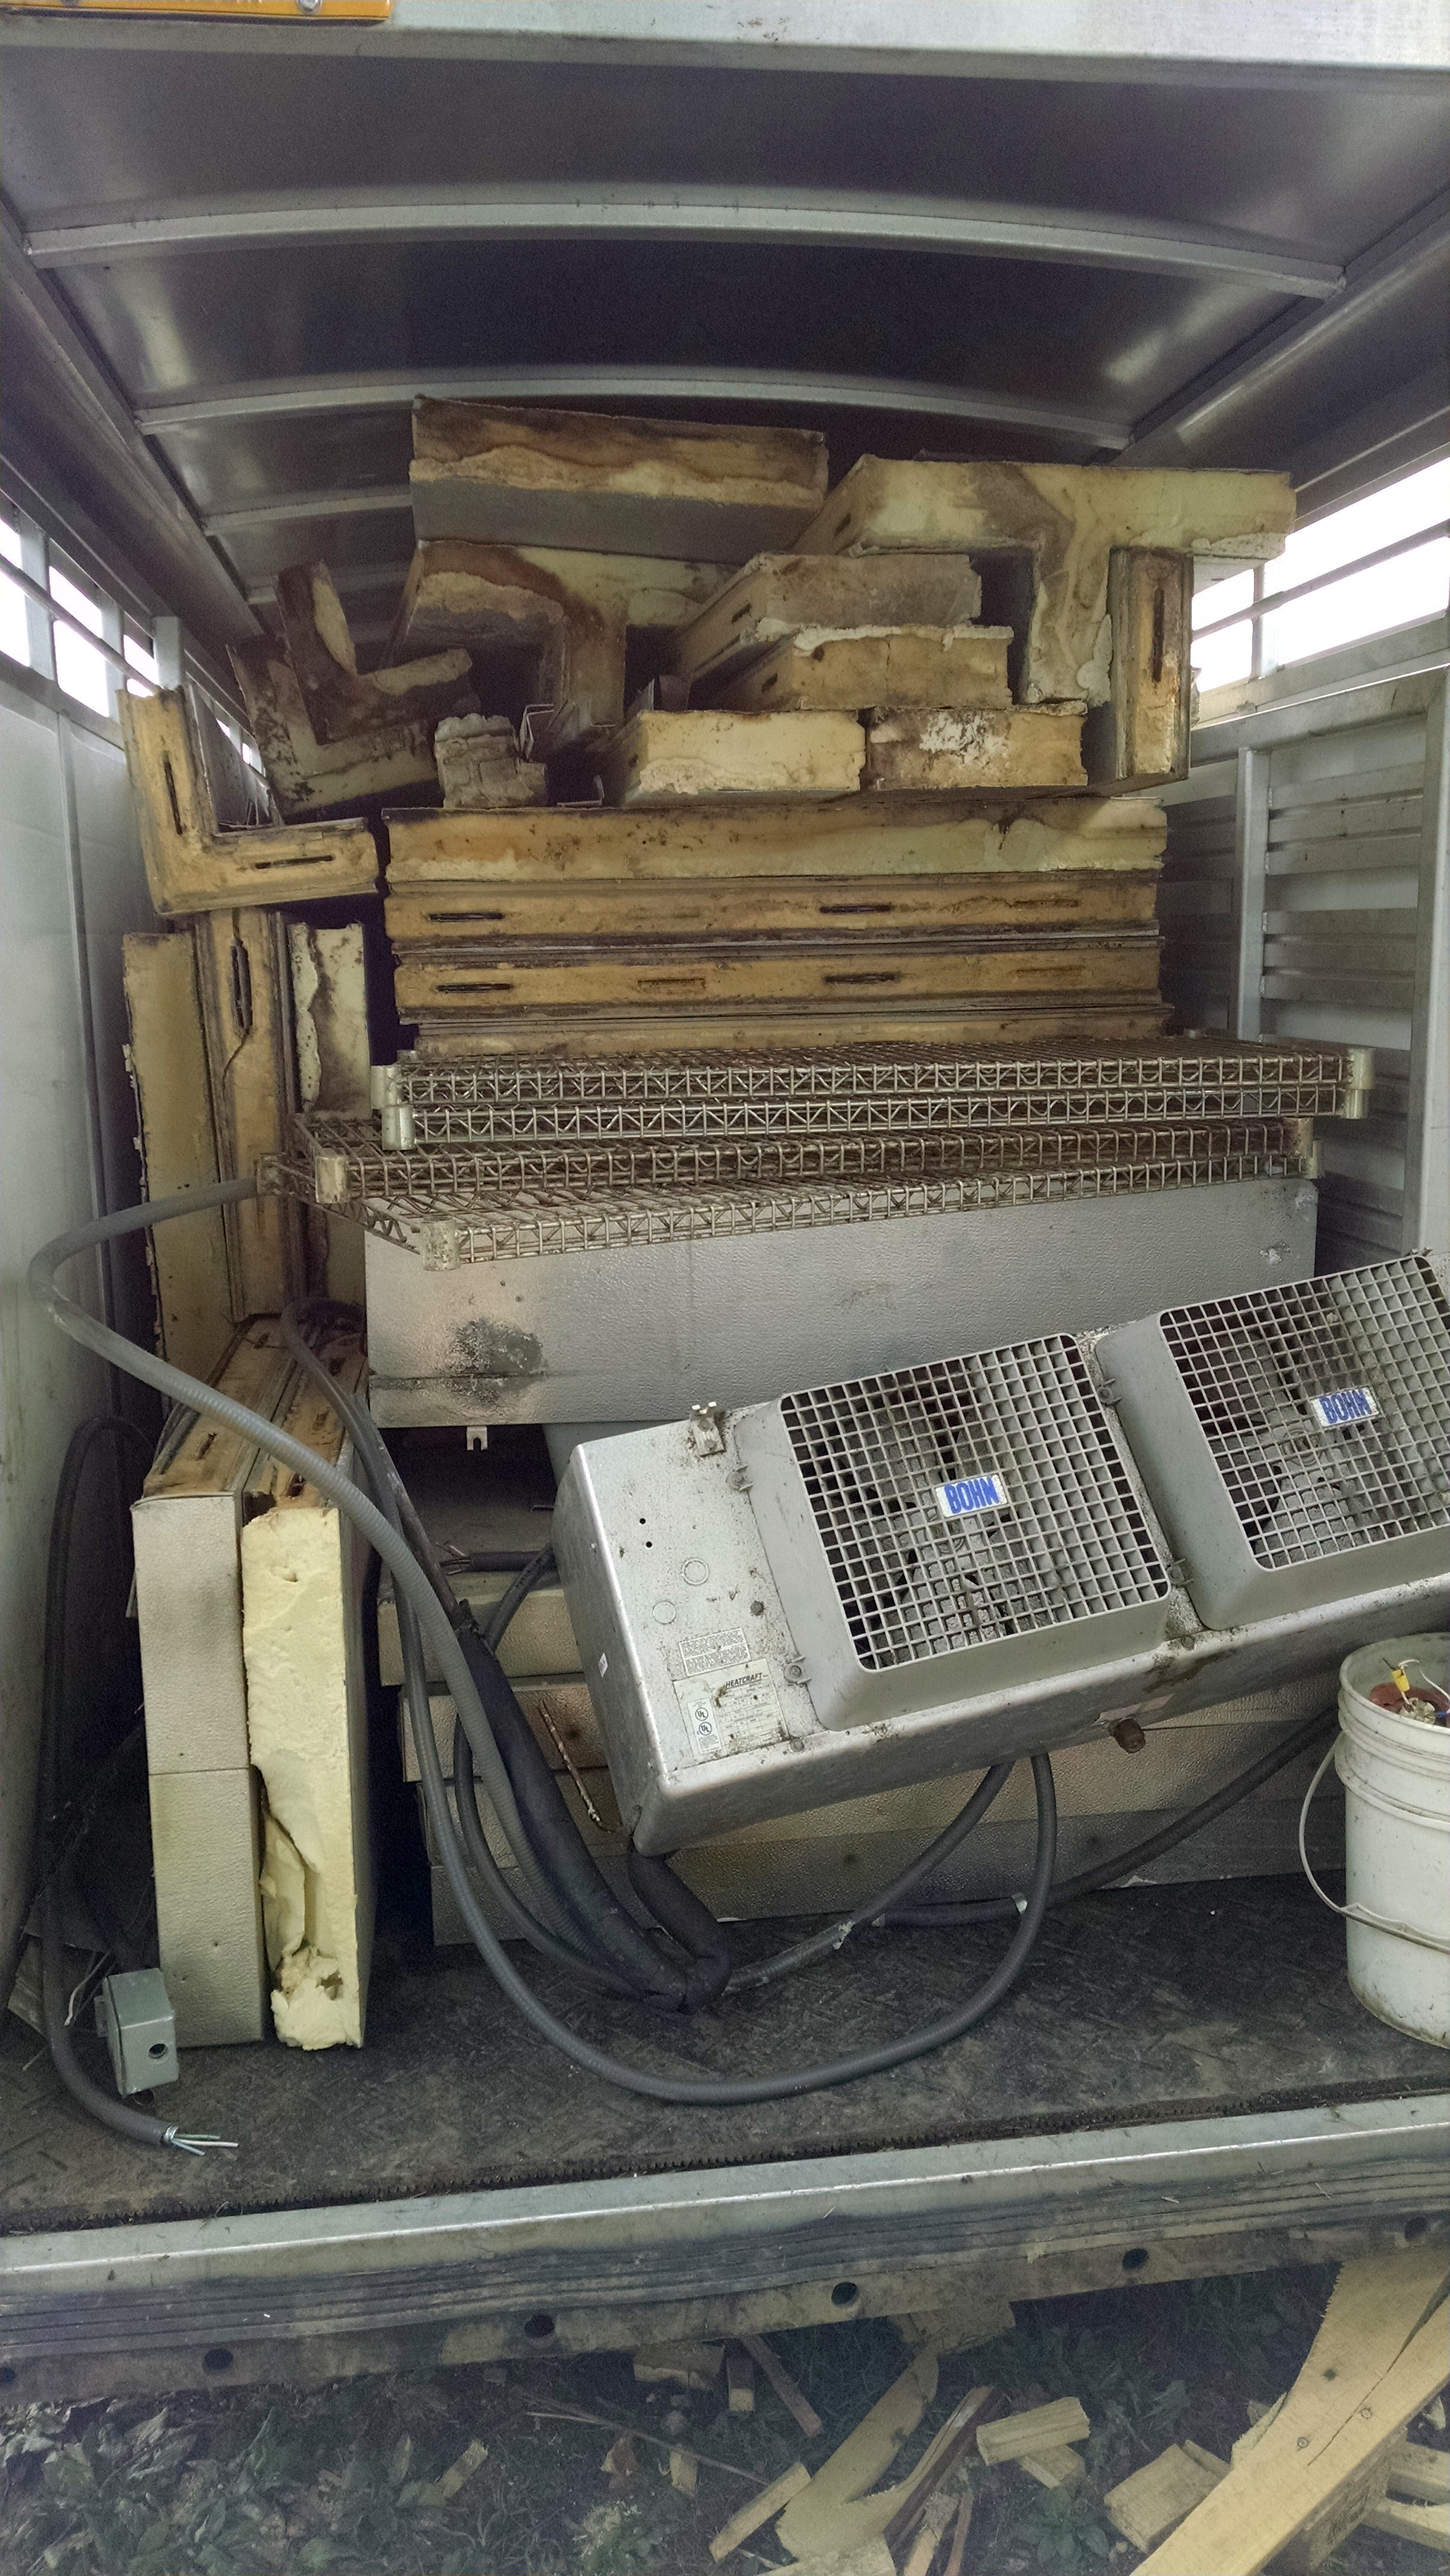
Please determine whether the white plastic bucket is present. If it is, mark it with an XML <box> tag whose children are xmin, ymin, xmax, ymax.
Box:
<box><xmin>1302</xmin><ymin>1634</ymin><xmax>1450</xmax><ymax>2049</ymax></box>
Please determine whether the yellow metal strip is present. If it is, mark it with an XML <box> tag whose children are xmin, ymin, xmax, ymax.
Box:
<box><xmin>0</xmin><ymin>2</ymin><xmax>391</xmax><ymax>20</ymax></box>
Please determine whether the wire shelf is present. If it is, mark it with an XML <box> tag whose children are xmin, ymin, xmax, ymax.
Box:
<box><xmin>270</xmin><ymin>1140</ymin><xmax>1312</xmax><ymax>1266</ymax></box>
<box><xmin>391</xmin><ymin>1040</ymin><xmax>1356</xmax><ymax>1141</ymax></box>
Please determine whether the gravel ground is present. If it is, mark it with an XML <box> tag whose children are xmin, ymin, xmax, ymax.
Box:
<box><xmin>2</xmin><ymin>2265</ymin><xmax>1445</xmax><ymax>2576</ymax></box>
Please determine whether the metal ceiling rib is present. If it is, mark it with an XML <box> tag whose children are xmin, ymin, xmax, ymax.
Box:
<box><xmin>157</xmin><ymin>369</ymin><xmax>1133</xmax><ymax>445</ymax></box>
<box><xmin>1</xmin><ymin>5</ymin><xmax>1446</xmax><ymax>664</ymax></box>
<box><xmin>27</xmin><ymin>191</ymin><xmax>1346</xmax><ymax>296</ymax></box>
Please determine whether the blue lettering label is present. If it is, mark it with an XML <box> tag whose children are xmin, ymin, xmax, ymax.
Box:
<box><xmin>937</xmin><ymin>1473</ymin><xmax>1009</xmax><ymax>1518</ymax></box>
<box><xmin>1307</xmin><ymin>1386</ymin><xmax>1377</xmax><ymax>1429</ymax></box>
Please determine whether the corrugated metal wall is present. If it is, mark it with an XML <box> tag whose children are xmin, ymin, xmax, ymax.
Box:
<box><xmin>1160</xmin><ymin>634</ymin><xmax>1449</xmax><ymax>1273</ymax></box>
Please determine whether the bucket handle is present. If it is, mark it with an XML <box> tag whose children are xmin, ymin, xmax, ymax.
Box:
<box><xmin>1299</xmin><ymin>1744</ymin><xmax>1450</xmax><ymax>1956</ymax></box>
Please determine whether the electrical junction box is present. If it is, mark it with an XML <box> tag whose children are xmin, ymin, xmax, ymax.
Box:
<box><xmin>95</xmin><ymin>1968</ymin><xmax>178</xmax><ymax>2096</ymax></box>
<box><xmin>1096</xmin><ymin>1253</ymin><xmax>1450</xmax><ymax>1629</ymax></box>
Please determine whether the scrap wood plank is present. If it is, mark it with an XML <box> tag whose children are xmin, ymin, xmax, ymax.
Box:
<box><xmin>122</xmin><ymin>930</ymin><xmax>233</xmax><ymax>1383</ymax></box>
<box><xmin>739</xmin><ymin>2332</ymin><xmax>823</xmax><ymax>2436</ymax></box>
<box><xmin>408</xmin><ymin>995</ymin><xmax>1172</xmax><ymax>1058</ymax></box>
<box><xmin>393</xmin><ymin>937</ymin><xmax>1163</xmax><ymax>1017</ymax></box>
<box><xmin>408</xmin><ymin>398</ymin><xmax>828</xmax><ymax>563</ymax></box>
<box><xmin>879</xmin><ymin>2389</ymin><xmax>1003</xmax><ymax>2560</ymax></box>
<box><xmin>1362</xmin><ymin>2494</ymin><xmax>1450</xmax><ymax>2546</ymax></box>
<box><xmin>1105</xmin><ymin>2444</ymin><xmax>1227</xmax><ymax>2550</ymax></box>
<box><xmin>943</xmin><ymin>2493</ymin><xmax>974</xmax><ymax>2576</ymax></box>
<box><xmin>193</xmin><ymin>905</ymin><xmax>307</xmax><ymax>1315</ymax></box>
<box><xmin>274</xmin><ymin>559</ymin><xmax>475</xmax><ymax>745</ymax></box>
<box><xmin>1231</xmin><ymin>2246</ymin><xmax>1450</xmax><ymax>2476</ymax></box>
<box><xmin>231</xmin><ymin>636</ymin><xmax>443</xmax><ymax>819</ymax></box>
<box><xmin>600</xmin><ymin>707</ymin><xmax>865</xmax><ymax>805</ymax></box>
<box><xmin>1388</xmin><ymin>2441</ymin><xmax>1450</xmax><ymax>2502</ymax></box>
<box><xmin>726</xmin><ymin>2351</ymin><xmax>755</xmax><ymax>2413</ymax></box>
<box><xmin>864</xmin><ymin>704</ymin><xmax>1086</xmax><ymax>794</ymax></box>
<box><xmin>711</xmin><ymin>623</ymin><xmax>1012</xmax><ymax>714</ymax></box>
<box><xmin>1135</xmin><ymin>2298</ymin><xmax>1450</xmax><ymax>2575</ymax></box>
<box><xmin>976</xmin><ymin>2397</ymin><xmax>1089</xmax><ymax>2466</ymax></box>
<box><xmin>119</xmin><ymin>686</ymin><xmax>376</xmax><ymax>915</ymax></box>
<box><xmin>902</xmin><ymin>2473</ymin><xmax>965</xmax><ymax>2576</ymax></box>
<box><xmin>633</xmin><ymin>2340</ymin><xmax>722</xmax><ymax>2389</ymax></box>
<box><xmin>384</xmin><ymin>869</ymin><xmax>1160</xmax><ymax>947</ymax></box>
<box><xmin>1020</xmin><ymin>2445</ymin><xmax>1086</xmax><ymax>2489</ymax></box>
<box><xmin>773</xmin><ymin>2351</ymin><xmax>939</xmax><ymax>2562</ymax></box>
<box><xmin>671</xmin><ymin>550</ymin><xmax>984</xmax><ymax>686</ymax></box>
<box><xmin>708</xmin><ymin>2459</ymin><xmax>811</xmax><ymax>2562</ymax></box>
<box><xmin>383</xmin><ymin>788</ymin><xmax>1167</xmax><ymax>883</ymax></box>
<box><xmin>792</xmin><ymin>458</ymin><xmax>1293</xmax><ymax>707</ymax></box>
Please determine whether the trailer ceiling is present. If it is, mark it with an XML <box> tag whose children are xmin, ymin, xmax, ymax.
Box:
<box><xmin>2</xmin><ymin>1</ymin><xmax>1446</xmax><ymax>662</ymax></box>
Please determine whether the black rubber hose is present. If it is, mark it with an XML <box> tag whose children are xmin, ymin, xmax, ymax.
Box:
<box><xmin>884</xmin><ymin>1701</ymin><xmax>1339</xmax><ymax>1926</ymax></box>
<box><xmin>625</xmin><ymin>1850</ymin><xmax>734</xmax><ymax>2009</ymax></box>
<box><xmin>39</xmin><ymin>1416</ymin><xmax>227</xmax><ymax>2154</ymax></box>
<box><xmin>729</xmin><ymin>1758</ymin><xmax>1016</xmax><ymax>1994</ymax></box>
<box><xmin>451</xmin><ymin>1614</ymin><xmax>691</xmax><ymax>2003</ymax></box>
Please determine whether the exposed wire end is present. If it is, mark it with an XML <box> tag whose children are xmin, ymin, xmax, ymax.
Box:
<box><xmin>164</xmin><ymin>2130</ymin><xmax>239</xmax><ymax>2155</ymax></box>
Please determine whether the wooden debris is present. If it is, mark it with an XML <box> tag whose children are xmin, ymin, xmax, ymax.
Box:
<box><xmin>1181</xmin><ymin>2442</ymin><xmax>1230</xmax><ymax>2475</ymax></box>
<box><xmin>774</xmin><ymin>2351</ymin><xmax>938</xmax><ymax>2563</ymax></box>
<box><xmin>977</xmin><ymin>2398</ymin><xmax>1090</xmax><ymax>2467</ymax></box>
<box><xmin>903</xmin><ymin>2475</ymin><xmax>964</xmax><ymax>2576</ymax></box>
<box><xmin>1105</xmin><ymin>2444</ymin><xmax>1228</xmax><ymax>2550</ymax></box>
<box><xmin>601</xmin><ymin>2433</ymin><xmax>639</xmax><ymax>2488</ymax></box>
<box><xmin>122</xmin><ymin>930</ymin><xmax>233</xmax><ymax>1381</ymax></box>
<box><xmin>231</xmin><ymin>636</ymin><xmax>442</xmax><ymax>819</ymax></box>
<box><xmin>1136</xmin><ymin>2267</ymin><xmax>1450</xmax><ymax>2574</ymax></box>
<box><xmin>273</xmin><ymin>559</ymin><xmax>475</xmax><ymax>745</ymax></box>
<box><xmin>1362</xmin><ymin>2495</ymin><xmax>1450</xmax><ymax>2546</ymax></box>
<box><xmin>383</xmin><ymin>786</ymin><xmax>1167</xmax><ymax>884</ymax></box>
<box><xmin>385</xmin><ymin>868</ymin><xmax>1160</xmax><ymax>950</ymax></box>
<box><xmin>410</xmin><ymin>400</ymin><xmax>828</xmax><ymax>562</ymax></box>
<box><xmin>879</xmin><ymin>2389</ymin><xmax>1004</xmax><ymax>2562</ymax></box>
<box><xmin>119</xmin><ymin>688</ymin><xmax>377</xmax><ymax>917</ymax></box>
<box><xmin>394</xmin><ymin>933</ymin><xmax>1161</xmax><ymax>1021</ymax></box>
<box><xmin>708</xmin><ymin>2459</ymin><xmax>811</xmax><ymax>2562</ymax></box>
<box><xmin>672</xmin><ymin>550</ymin><xmax>984</xmax><ymax>688</ymax></box>
<box><xmin>634</xmin><ymin>2340</ymin><xmax>723</xmax><ymax>2389</ymax></box>
<box><xmin>433</xmin><ymin>713</ymin><xmax>547</xmax><ymax>811</ymax></box>
<box><xmin>782</xmin><ymin>2545</ymin><xmax>895</xmax><ymax>2576</ymax></box>
<box><xmin>943</xmin><ymin>2493</ymin><xmax>974</xmax><ymax>2576</ymax></box>
<box><xmin>419</xmin><ymin>2436</ymin><xmax>488</xmax><ymax>2506</ymax></box>
<box><xmin>727</xmin><ymin>2351</ymin><xmax>755</xmax><ymax>2414</ymax></box>
<box><xmin>794</xmin><ymin>457</ymin><xmax>1293</xmax><ymax>706</ymax></box>
<box><xmin>391</xmin><ymin>536</ymin><xmax>724</xmax><ymax>657</ymax></box>
<box><xmin>408</xmin><ymin>997</ymin><xmax>1170</xmax><ymax>1059</ymax></box>
<box><xmin>865</xmin><ymin>705</ymin><xmax>1086</xmax><ymax>793</ymax></box>
<box><xmin>1388</xmin><ymin>2440</ymin><xmax>1450</xmax><ymax>2503</ymax></box>
<box><xmin>599</xmin><ymin>708</ymin><xmax>864</xmax><ymax>806</ymax></box>
<box><xmin>1231</xmin><ymin>2392</ymin><xmax>1286</xmax><ymax>2467</ymax></box>
<box><xmin>191</xmin><ymin>905</ymin><xmax>308</xmax><ymax>1314</ymax></box>
<box><xmin>739</xmin><ymin>2333</ymin><xmax>824</xmax><ymax>2437</ymax></box>
<box><xmin>711</xmin><ymin>624</ymin><xmax>1012</xmax><ymax>714</ymax></box>
<box><xmin>1083</xmin><ymin>549</ymin><xmax>1192</xmax><ymax>789</ymax></box>
<box><xmin>1020</xmin><ymin>2445</ymin><xmax>1087</xmax><ymax>2490</ymax></box>
<box><xmin>669</xmin><ymin>2448</ymin><xmax>699</xmax><ymax>2497</ymax></box>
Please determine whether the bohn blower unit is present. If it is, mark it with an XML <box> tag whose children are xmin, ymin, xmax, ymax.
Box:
<box><xmin>553</xmin><ymin>1259</ymin><xmax>1450</xmax><ymax>1850</ymax></box>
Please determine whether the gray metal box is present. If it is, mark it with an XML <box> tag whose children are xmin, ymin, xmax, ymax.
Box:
<box><xmin>95</xmin><ymin>1969</ymin><xmax>178</xmax><ymax>2096</ymax></box>
<box><xmin>1096</xmin><ymin>1255</ymin><xmax>1450</xmax><ymax>1629</ymax></box>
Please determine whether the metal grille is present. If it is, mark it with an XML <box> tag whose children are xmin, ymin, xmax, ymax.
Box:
<box><xmin>780</xmin><ymin>1339</ymin><xmax>1172</xmax><ymax>1671</ymax></box>
<box><xmin>396</xmin><ymin>1042</ymin><xmax>1355</xmax><ymax>1137</ymax></box>
<box><xmin>1160</xmin><ymin>1255</ymin><xmax>1450</xmax><ymax>1571</ymax></box>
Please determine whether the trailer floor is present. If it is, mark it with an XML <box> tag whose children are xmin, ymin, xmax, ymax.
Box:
<box><xmin>3</xmin><ymin>1875</ymin><xmax>1444</xmax><ymax>2234</ymax></box>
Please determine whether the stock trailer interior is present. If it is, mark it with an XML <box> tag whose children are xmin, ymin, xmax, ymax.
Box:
<box><xmin>0</xmin><ymin>2</ymin><xmax>1447</xmax><ymax>2405</ymax></box>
